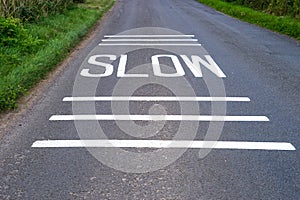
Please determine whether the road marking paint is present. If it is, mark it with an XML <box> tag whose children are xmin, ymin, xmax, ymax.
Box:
<box><xmin>63</xmin><ymin>96</ymin><xmax>250</xmax><ymax>102</ymax></box>
<box><xmin>98</xmin><ymin>43</ymin><xmax>202</xmax><ymax>46</ymax></box>
<box><xmin>49</xmin><ymin>115</ymin><xmax>269</xmax><ymax>121</ymax></box>
<box><xmin>104</xmin><ymin>35</ymin><xmax>195</xmax><ymax>38</ymax></box>
<box><xmin>102</xmin><ymin>39</ymin><xmax>198</xmax><ymax>42</ymax></box>
<box><xmin>31</xmin><ymin>140</ymin><xmax>296</xmax><ymax>151</ymax></box>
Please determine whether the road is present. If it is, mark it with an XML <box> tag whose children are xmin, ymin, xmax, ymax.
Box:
<box><xmin>1</xmin><ymin>0</ymin><xmax>300</xmax><ymax>199</ymax></box>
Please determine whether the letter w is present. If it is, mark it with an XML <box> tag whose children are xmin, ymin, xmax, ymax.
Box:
<box><xmin>181</xmin><ymin>55</ymin><xmax>226</xmax><ymax>78</ymax></box>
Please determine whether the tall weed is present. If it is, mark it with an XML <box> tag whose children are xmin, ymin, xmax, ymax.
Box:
<box><xmin>0</xmin><ymin>0</ymin><xmax>74</xmax><ymax>22</ymax></box>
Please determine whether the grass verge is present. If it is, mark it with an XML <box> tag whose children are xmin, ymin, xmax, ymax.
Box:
<box><xmin>0</xmin><ymin>0</ymin><xmax>114</xmax><ymax>111</ymax></box>
<box><xmin>197</xmin><ymin>0</ymin><xmax>300</xmax><ymax>40</ymax></box>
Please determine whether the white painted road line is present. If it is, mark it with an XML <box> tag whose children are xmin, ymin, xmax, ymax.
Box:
<box><xmin>63</xmin><ymin>96</ymin><xmax>250</xmax><ymax>102</ymax></box>
<box><xmin>31</xmin><ymin>140</ymin><xmax>296</xmax><ymax>151</ymax></box>
<box><xmin>104</xmin><ymin>35</ymin><xmax>195</xmax><ymax>38</ymax></box>
<box><xmin>102</xmin><ymin>39</ymin><xmax>198</xmax><ymax>42</ymax></box>
<box><xmin>49</xmin><ymin>115</ymin><xmax>269</xmax><ymax>122</ymax></box>
<box><xmin>98</xmin><ymin>43</ymin><xmax>202</xmax><ymax>46</ymax></box>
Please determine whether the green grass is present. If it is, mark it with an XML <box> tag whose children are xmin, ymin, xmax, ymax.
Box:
<box><xmin>198</xmin><ymin>0</ymin><xmax>300</xmax><ymax>40</ymax></box>
<box><xmin>0</xmin><ymin>0</ymin><xmax>114</xmax><ymax>111</ymax></box>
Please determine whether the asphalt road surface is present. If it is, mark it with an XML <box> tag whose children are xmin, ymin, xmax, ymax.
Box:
<box><xmin>1</xmin><ymin>0</ymin><xmax>300</xmax><ymax>199</ymax></box>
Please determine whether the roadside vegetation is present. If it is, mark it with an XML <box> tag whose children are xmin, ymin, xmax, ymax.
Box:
<box><xmin>0</xmin><ymin>0</ymin><xmax>114</xmax><ymax>111</ymax></box>
<box><xmin>198</xmin><ymin>0</ymin><xmax>300</xmax><ymax>40</ymax></box>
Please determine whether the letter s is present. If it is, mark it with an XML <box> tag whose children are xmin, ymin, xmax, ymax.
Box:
<box><xmin>80</xmin><ymin>54</ymin><xmax>116</xmax><ymax>77</ymax></box>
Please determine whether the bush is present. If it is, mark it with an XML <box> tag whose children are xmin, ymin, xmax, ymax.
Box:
<box><xmin>0</xmin><ymin>16</ymin><xmax>43</xmax><ymax>88</ymax></box>
<box><xmin>0</xmin><ymin>17</ymin><xmax>42</xmax><ymax>49</ymax></box>
<box><xmin>0</xmin><ymin>17</ymin><xmax>25</xmax><ymax>46</ymax></box>
<box><xmin>1</xmin><ymin>17</ymin><xmax>29</xmax><ymax>46</ymax></box>
<box><xmin>0</xmin><ymin>84</ymin><xmax>23</xmax><ymax>110</ymax></box>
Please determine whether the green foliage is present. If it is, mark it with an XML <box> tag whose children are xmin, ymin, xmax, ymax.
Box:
<box><xmin>0</xmin><ymin>0</ymin><xmax>75</xmax><ymax>22</ymax></box>
<box><xmin>198</xmin><ymin>0</ymin><xmax>300</xmax><ymax>40</ymax></box>
<box><xmin>0</xmin><ymin>17</ymin><xmax>26</xmax><ymax>46</ymax></box>
<box><xmin>0</xmin><ymin>84</ymin><xmax>23</xmax><ymax>110</ymax></box>
<box><xmin>0</xmin><ymin>17</ymin><xmax>42</xmax><ymax>49</ymax></box>
<box><xmin>0</xmin><ymin>16</ymin><xmax>43</xmax><ymax>87</ymax></box>
<box><xmin>221</xmin><ymin>0</ymin><xmax>300</xmax><ymax>20</ymax></box>
<box><xmin>0</xmin><ymin>0</ymin><xmax>114</xmax><ymax>112</ymax></box>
